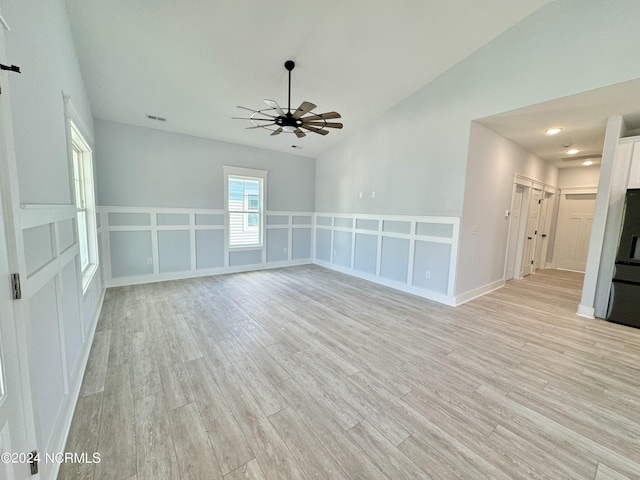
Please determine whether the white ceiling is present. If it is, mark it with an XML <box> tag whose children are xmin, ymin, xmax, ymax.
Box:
<box><xmin>478</xmin><ymin>78</ymin><xmax>640</xmax><ymax>168</ymax></box>
<box><xmin>64</xmin><ymin>0</ymin><xmax>552</xmax><ymax>158</ymax></box>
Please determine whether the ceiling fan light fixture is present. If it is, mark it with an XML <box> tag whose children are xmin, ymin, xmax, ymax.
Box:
<box><xmin>234</xmin><ymin>60</ymin><xmax>342</xmax><ymax>137</ymax></box>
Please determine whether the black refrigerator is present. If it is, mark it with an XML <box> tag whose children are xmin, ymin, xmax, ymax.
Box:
<box><xmin>608</xmin><ymin>189</ymin><xmax>640</xmax><ymax>328</ymax></box>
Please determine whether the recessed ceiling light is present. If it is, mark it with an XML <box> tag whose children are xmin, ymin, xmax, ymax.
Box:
<box><xmin>567</xmin><ymin>148</ymin><xmax>580</xmax><ymax>155</ymax></box>
<box><xmin>545</xmin><ymin>128</ymin><xmax>562</xmax><ymax>135</ymax></box>
<box><xmin>583</xmin><ymin>160</ymin><xmax>594</xmax><ymax>166</ymax></box>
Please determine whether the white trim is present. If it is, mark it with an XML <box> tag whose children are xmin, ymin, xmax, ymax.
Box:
<box><xmin>315</xmin><ymin>260</ymin><xmax>456</xmax><ymax>306</ymax></box>
<box><xmin>19</xmin><ymin>204</ymin><xmax>76</xmax><ymax>229</ymax></box>
<box><xmin>224</xmin><ymin>166</ymin><xmax>268</xmax><ymax>255</ymax></box>
<box><xmin>64</xmin><ymin>102</ymin><xmax>99</xmax><ymax>293</ymax></box>
<box><xmin>559</xmin><ymin>186</ymin><xmax>598</xmax><ymax>195</ymax></box>
<box><xmin>513</xmin><ymin>173</ymin><xmax>557</xmax><ymax>193</ymax></box>
<box><xmin>49</xmin><ymin>286</ymin><xmax>105</xmax><ymax>480</ymax></box>
<box><xmin>313</xmin><ymin>211</ymin><xmax>460</xmax><ymax>304</ymax></box>
<box><xmin>107</xmin><ymin>258</ymin><xmax>313</xmax><ymax>287</ymax></box>
<box><xmin>454</xmin><ymin>279</ymin><xmax>505</xmax><ymax>306</ymax></box>
<box><xmin>618</xmin><ymin>134</ymin><xmax>640</xmax><ymax>144</ymax></box>
<box><xmin>577</xmin><ymin>304</ymin><xmax>595</xmax><ymax>319</ymax></box>
<box><xmin>100</xmin><ymin>206</ymin><xmax>314</xmax><ymax>287</ymax></box>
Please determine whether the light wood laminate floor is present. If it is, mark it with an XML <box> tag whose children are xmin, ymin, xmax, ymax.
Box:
<box><xmin>59</xmin><ymin>266</ymin><xmax>640</xmax><ymax>479</ymax></box>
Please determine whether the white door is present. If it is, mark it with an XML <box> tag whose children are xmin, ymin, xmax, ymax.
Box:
<box><xmin>534</xmin><ymin>191</ymin><xmax>553</xmax><ymax>270</ymax></box>
<box><xmin>520</xmin><ymin>189</ymin><xmax>541</xmax><ymax>277</ymax></box>
<box><xmin>553</xmin><ymin>193</ymin><xmax>597</xmax><ymax>272</ymax></box>
<box><xmin>0</xmin><ymin>186</ymin><xmax>26</xmax><ymax>480</ymax></box>
<box><xmin>505</xmin><ymin>185</ymin><xmax>524</xmax><ymax>279</ymax></box>
<box><xmin>0</xmin><ymin>18</ymin><xmax>34</xmax><ymax>478</ymax></box>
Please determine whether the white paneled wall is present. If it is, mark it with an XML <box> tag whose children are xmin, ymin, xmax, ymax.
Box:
<box><xmin>100</xmin><ymin>206</ymin><xmax>314</xmax><ymax>287</ymax></box>
<box><xmin>314</xmin><ymin>213</ymin><xmax>460</xmax><ymax>305</ymax></box>
<box><xmin>18</xmin><ymin>205</ymin><xmax>104</xmax><ymax>479</ymax></box>
<box><xmin>100</xmin><ymin>206</ymin><xmax>461</xmax><ymax>306</ymax></box>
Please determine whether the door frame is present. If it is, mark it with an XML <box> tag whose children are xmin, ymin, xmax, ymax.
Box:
<box><xmin>552</xmin><ymin>186</ymin><xmax>598</xmax><ymax>272</ymax></box>
<box><xmin>504</xmin><ymin>174</ymin><xmax>557</xmax><ymax>280</ymax></box>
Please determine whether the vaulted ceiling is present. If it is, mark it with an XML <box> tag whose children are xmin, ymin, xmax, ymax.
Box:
<box><xmin>65</xmin><ymin>0</ymin><xmax>552</xmax><ymax>158</ymax></box>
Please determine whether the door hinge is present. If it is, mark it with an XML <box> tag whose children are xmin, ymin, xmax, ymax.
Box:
<box><xmin>534</xmin><ymin>230</ymin><xmax>538</xmax><ymax>235</ymax></box>
<box><xmin>11</xmin><ymin>273</ymin><xmax>21</xmax><ymax>300</ymax></box>
<box><xmin>29</xmin><ymin>450</ymin><xmax>38</xmax><ymax>475</ymax></box>
<box><xmin>538</xmin><ymin>199</ymin><xmax>542</xmax><ymax>204</ymax></box>
<box><xmin>531</xmin><ymin>260</ymin><xmax>534</xmax><ymax>265</ymax></box>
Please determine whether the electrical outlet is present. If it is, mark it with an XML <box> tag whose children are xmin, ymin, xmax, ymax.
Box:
<box><xmin>359</xmin><ymin>192</ymin><xmax>363</xmax><ymax>199</ymax></box>
<box><xmin>425</xmin><ymin>270</ymin><xmax>431</xmax><ymax>279</ymax></box>
<box><xmin>147</xmin><ymin>257</ymin><xmax>153</xmax><ymax>264</ymax></box>
<box><xmin>371</xmin><ymin>190</ymin><xmax>376</xmax><ymax>198</ymax></box>
<box><xmin>472</xmin><ymin>225</ymin><xmax>480</xmax><ymax>235</ymax></box>
<box><xmin>283</xmin><ymin>247</ymin><xmax>288</xmax><ymax>254</ymax></box>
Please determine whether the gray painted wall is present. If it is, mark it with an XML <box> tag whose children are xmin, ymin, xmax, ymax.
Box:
<box><xmin>316</xmin><ymin>1</ymin><xmax>640</xmax><ymax>218</ymax></box>
<box><xmin>457</xmin><ymin>122</ymin><xmax>557</xmax><ymax>295</ymax></box>
<box><xmin>558</xmin><ymin>165</ymin><xmax>601</xmax><ymax>188</ymax></box>
<box><xmin>96</xmin><ymin>119</ymin><xmax>315</xmax><ymax>210</ymax></box>
<box><xmin>4</xmin><ymin>0</ymin><xmax>94</xmax><ymax>205</ymax></box>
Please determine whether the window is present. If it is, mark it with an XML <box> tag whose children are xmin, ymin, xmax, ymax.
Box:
<box><xmin>224</xmin><ymin>166</ymin><xmax>267</xmax><ymax>248</ymax></box>
<box><xmin>70</xmin><ymin>121</ymin><xmax>98</xmax><ymax>290</ymax></box>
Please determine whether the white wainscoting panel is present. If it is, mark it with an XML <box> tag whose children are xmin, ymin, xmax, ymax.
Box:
<box><xmin>16</xmin><ymin>204</ymin><xmax>104</xmax><ymax>480</ymax></box>
<box><xmin>314</xmin><ymin>212</ymin><xmax>460</xmax><ymax>306</ymax></box>
<box><xmin>100</xmin><ymin>206</ymin><xmax>314</xmax><ymax>287</ymax></box>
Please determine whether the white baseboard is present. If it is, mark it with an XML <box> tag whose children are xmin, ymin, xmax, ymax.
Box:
<box><xmin>106</xmin><ymin>258</ymin><xmax>313</xmax><ymax>288</ymax></box>
<box><xmin>577</xmin><ymin>304</ymin><xmax>595</xmax><ymax>319</ymax></box>
<box><xmin>454</xmin><ymin>279</ymin><xmax>505</xmax><ymax>306</ymax></box>
<box><xmin>314</xmin><ymin>260</ymin><xmax>457</xmax><ymax>306</ymax></box>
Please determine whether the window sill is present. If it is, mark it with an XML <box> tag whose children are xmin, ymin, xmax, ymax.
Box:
<box><xmin>228</xmin><ymin>245</ymin><xmax>263</xmax><ymax>251</ymax></box>
<box><xmin>81</xmin><ymin>262</ymin><xmax>99</xmax><ymax>295</ymax></box>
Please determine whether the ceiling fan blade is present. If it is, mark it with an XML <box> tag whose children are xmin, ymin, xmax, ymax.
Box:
<box><xmin>270</xmin><ymin>127</ymin><xmax>283</xmax><ymax>136</ymax></box>
<box><xmin>236</xmin><ymin>106</ymin><xmax>277</xmax><ymax>118</ymax></box>
<box><xmin>264</xmin><ymin>99</ymin><xmax>286</xmax><ymax>117</ymax></box>
<box><xmin>302</xmin><ymin>121</ymin><xmax>343</xmax><ymax>129</ymax></box>
<box><xmin>299</xmin><ymin>124</ymin><xmax>329</xmax><ymax>136</ymax></box>
<box><xmin>232</xmin><ymin>117</ymin><xmax>276</xmax><ymax>122</ymax></box>
<box><xmin>294</xmin><ymin>128</ymin><xmax>306</xmax><ymax>138</ymax></box>
<box><xmin>292</xmin><ymin>101</ymin><xmax>317</xmax><ymax>119</ymax></box>
<box><xmin>302</xmin><ymin>111</ymin><xmax>341</xmax><ymax>121</ymax></box>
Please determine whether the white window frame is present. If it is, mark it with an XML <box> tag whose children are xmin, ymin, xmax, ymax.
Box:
<box><xmin>68</xmin><ymin>119</ymin><xmax>99</xmax><ymax>292</ymax></box>
<box><xmin>223</xmin><ymin>166</ymin><xmax>268</xmax><ymax>249</ymax></box>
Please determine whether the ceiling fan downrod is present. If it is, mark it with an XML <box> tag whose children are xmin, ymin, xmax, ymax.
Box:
<box><xmin>285</xmin><ymin>60</ymin><xmax>295</xmax><ymax>114</ymax></box>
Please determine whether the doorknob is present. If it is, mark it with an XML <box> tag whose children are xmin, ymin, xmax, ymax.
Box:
<box><xmin>528</xmin><ymin>237</ymin><xmax>532</xmax><ymax>240</ymax></box>
<box><xmin>541</xmin><ymin>234</ymin><xmax>547</xmax><ymax>238</ymax></box>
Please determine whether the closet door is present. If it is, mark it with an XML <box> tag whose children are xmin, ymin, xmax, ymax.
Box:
<box><xmin>554</xmin><ymin>193</ymin><xmax>596</xmax><ymax>272</ymax></box>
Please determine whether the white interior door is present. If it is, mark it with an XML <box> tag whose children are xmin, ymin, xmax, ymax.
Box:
<box><xmin>505</xmin><ymin>185</ymin><xmax>524</xmax><ymax>279</ymax></box>
<box><xmin>520</xmin><ymin>189</ymin><xmax>541</xmax><ymax>277</ymax></box>
<box><xmin>0</xmin><ymin>19</ymin><xmax>34</xmax><ymax>478</ymax></box>
<box><xmin>0</xmin><ymin>187</ymin><xmax>25</xmax><ymax>480</ymax></box>
<box><xmin>534</xmin><ymin>191</ymin><xmax>553</xmax><ymax>270</ymax></box>
<box><xmin>553</xmin><ymin>193</ymin><xmax>597</xmax><ymax>272</ymax></box>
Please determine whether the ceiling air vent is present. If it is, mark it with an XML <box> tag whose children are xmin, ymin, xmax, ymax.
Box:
<box><xmin>146</xmin><ymin>114</ymin><xmax>167</xmax><ymax>122</ymax></box>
